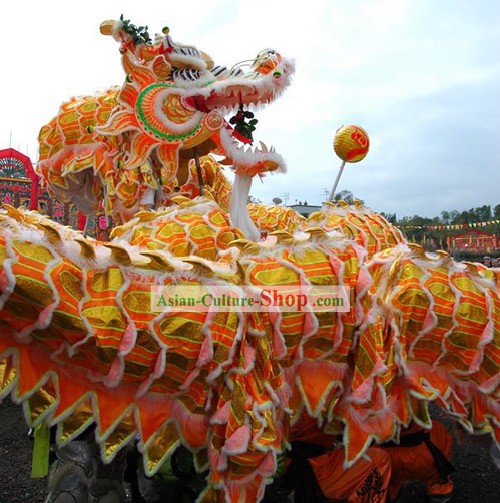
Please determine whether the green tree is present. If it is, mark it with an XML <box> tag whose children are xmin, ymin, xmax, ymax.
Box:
<box><xmin>494</xmin><ymin>204</ymin><xmax>500</xmax><ymax>219</ymax></box>
<box><xmin>333</xmin><ymin>190</ymin><xmax>364</xmax><ymax>206</ymax></box>
<box><xmin>441</xmin><ymin>211</ymin><xmax>450</xmax><ymax>224</ymax></box>
<box><xmin>380</xmin><ymin>212</ymin><xmax>397</xmax><ymax>224</ymax></box>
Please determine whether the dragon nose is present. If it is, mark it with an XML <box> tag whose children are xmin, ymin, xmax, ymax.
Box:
<box><xmin>253</xmin><ymin>49</ymin><xmax>283</xmax><ymax>75</ymax></box>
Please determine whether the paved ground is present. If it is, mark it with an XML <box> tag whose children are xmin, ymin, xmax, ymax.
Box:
<box><xmin>0</xmin><ymin>399</ymin><xmax>499</xmax><ymax>502</ymax></box>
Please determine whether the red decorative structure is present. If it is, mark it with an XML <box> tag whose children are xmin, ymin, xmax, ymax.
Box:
<box><xmin>0</xmin><ymin>147</ymin><xmax>94</xmax><ymax>233</ymax></box>
<box><xmin>0</xmin><ymin>148</ymin><xmax>38</xmax><ymax>209</ymax></box>
<box><xmin>451</xmin><ymin>229</ymin><xmax>499</xmax><ymax>252</ymax></box>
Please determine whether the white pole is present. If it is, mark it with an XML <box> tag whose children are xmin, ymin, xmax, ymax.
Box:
<box><xmin>328</xmin><ymin>160</ymin><xmax>346</xmax><ymax>201</ymax></box>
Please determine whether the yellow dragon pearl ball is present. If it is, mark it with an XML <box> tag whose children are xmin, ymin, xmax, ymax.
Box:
<box><xmin>333</xmin><ymin>125</ymin><xmax>370</xmax><ymax>163</ymax></box>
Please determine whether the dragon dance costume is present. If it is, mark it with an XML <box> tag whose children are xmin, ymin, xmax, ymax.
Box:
<box><xmin>0</xmin><ymin>15</ymin><xmax>499</xmax><ymax>503</ymax></box>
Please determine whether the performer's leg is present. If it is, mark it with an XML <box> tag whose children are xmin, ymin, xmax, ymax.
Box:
<box><xmin>382</xmin><ymin>421</ymin><xmax>453</xmax><ymax>501</ymax></box>
<box><xmin>44</xmin><ymin>428</ymin><xmax>129</xmax><ymax>503</ymax></box>
<box><xmin>309</xmin><ymin>447</ymin><xmax>391</xmax><ymax>502</ymax></box>
<box><xmin>425</xmin><ymin>421</ymin><xmax>453</xmax><ymax>501</ymax></box>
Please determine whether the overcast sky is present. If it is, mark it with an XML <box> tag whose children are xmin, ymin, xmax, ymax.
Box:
<box><xmin>1</xmin><ymin>0</ymin><xmax>499</xmax><ymax>219</ymax></box>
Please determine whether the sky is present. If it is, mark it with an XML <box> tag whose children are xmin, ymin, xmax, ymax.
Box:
<box><xmin>1</xmin><ymin>0</ymin><xmax>499</xmax><ymax>219</ymax></box>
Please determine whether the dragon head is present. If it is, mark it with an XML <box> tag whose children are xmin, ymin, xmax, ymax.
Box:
<box><xmin>98</xmin><ymin>17</ymin><xmax>294</xmax><ymax>237</ymax></box>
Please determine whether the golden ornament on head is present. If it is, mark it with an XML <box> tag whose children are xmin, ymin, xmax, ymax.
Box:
<box><xmin>333</xmin><ymin>125</ymin><xmax>370</xmax><ymax>163</ymax></box>
<box><xmin>99</xmin><ymin>20</ymin><xmax>116</xmax><ymax>36</ymax></box>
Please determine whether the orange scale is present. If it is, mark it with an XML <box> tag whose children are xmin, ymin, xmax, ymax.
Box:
<box><xmin>116</xmin><ymin>83</ymin><xmax>138</xmax><ymax>109</ymax></box>
<box><xmin>52</xmin><ymin>380</ymin><xmax>93</xmax><ymax>422</ymax></box>
<box><xmin>0</xmin><ymin>291</ymin><xmax>53</xmax><ymax>333</ymax></box>
<box><xmin>482</xmin><ymin>342</ymin><xmax>500</xmax><ymax>370</ymax></box>
<box><xmin>351</xmin><ymin>360</ymin><xmax>383</xmax><ymax>392</ymax></box>
<box><xmin>278</xmin><ymin>313</ymin><xmax>308</xmax><ymax>333</ymax></box>
<box><xmin>120</xmin><ymin>362</ymin><xmax>156</xmax><ymax>382</ymax></box>
<box><xmin>93</xmin><ymin>388</ymin><xmax>136</xmax><ymax>438</ymax></box>
<box><xmin>85</xmin><ymin>267</ymin><xmax>124</xmax><ymax>292</ymax></box>
<box><xmin>174</xmin><ymin>212</ymin><xmax>203</xmax><ymax>225</ymax></box>
<box><xmin>188</xmin><ymin>225</ymin><xmax>216</xmax><ymax>245</ymax></box>
<box><xmin>148</xmin><ymin>380</ymin><xmax>184</xmax><ymax>396</ymax></box>
<box><xmin>178</xmin><ymin>390</ymin><xmax>210</xmax><ymax>418</ymax></box>
<box><xmin>10</xmin><ymin>248</ymin><xmax>54</xmax><ymax>275</ymax></box>
<box><xmin>81</xmin><ymin>295</ymin><xmax>127</xmax><ymax>318</ymax></box>
<box><xmin>215</xmin><ymin>228</ymin><xmax>242</xmax><ymax>249</ymax></box>
<box><xmin>25</xmin><ymin>330</ymin><xmax>65</xmax><ymax>352</ymax></box>
<box><xmin>88</xmin><ymin>332</ymin><xmax>126</xmax><ymax>349</ymax></box>
<box><xmin>121</xmin><ymin>288</ymin><xmax>157</xmax><ymax>317</ymax></box>
<box><xmin>153</xmin><ymin>315</ymin><xmax>206</xmax><ymax>349</ymax></box>
<box><xmin>75</xmin><ymin>98</ymin><xmax>100</xmax><ymax>115</ymax></box>
<box><xmin>438</xmin><ymin>352</ymin><xmax>476</xmax><ymax>373</ymax></box>
<box><xmin>82</xmin><ymin>289</ymin><xmax>124</xmax><ymax>305</ymax></box>
<box><xmin>122</xmin><ymin>350</ymin><xmax>159</xmax><ymax>372</ymax></box>
<box><xmin>302</xmin><ymin>334</ymin><xmax>337</xmax><ymax>358</ymax></box>
<box><xmin>248</xmin><ymin>264</ymin><xmax>300</xmax><ymax>287</ymax></box>
<box><xmin>206</xmin><ymin>209</ymin><xmax>231</xmax><ymax>228</ymax></box>
<box><xmin>129</xmin><ymin>66</ymin><xmax>156</xmax><ymax>88</ymax></box>
<box><xmin>159</xmin><ymin>367</ymin><xmax>193</xmax><ymax>392</ymax></box>
<box><xmin>191</xmin><ymin>241</ymin><xmax>218</xmax><ymax>260</ymax></box>
<box><xmin>331</xmin><ymin>338</ymin><xmax>354</xmax><ymax>360</ymax></box>
<box><xmin>430</xmin><ymin>293</ymin><xmax>455</xmax><ymax>315</ymax></box>
<box><xmin>136</xmin><ymin>406</ymin><xmax>175</xmax><ymax>446</ymax></box>
<box><xmin>452</xmin><ymin>315</ymin><xmax>489</xmax><ymax>335</ymax></box>
<box><xmin>178</xmin><ymin>345</ymin><xmax>206</xmax><ymax>365</ymax></box>
<box><xmin>68</xmin><ymin>347</ymin><xmax>116</xmax><ymax>375</ymax></box>
<box><xmin>208</xmin><ymin>316</ymin><xmax>242</xmax><ymax>341</ymax></box>
<box><xmin>343</xmin><ymin>420</ymin><xmax>372</xmax><ymax>465</ymax></box>
<box><xmin>153</xmin><ymin>229</ymin><xmax>189</xmax><ymax>254</ymax></box>
<box><xmin>15</xmin><ymin>345</ymin><xmax>55</xmax><ymax>398</ymax></box>
<box><xmin>410</xmin><ymin>348</ymin><xmax>445</xmax><ymax>366</ymax></box>
<box><xmin>49</xmin><ymin>263</ymin><xmax>84</xmax><ymax>298</ymax></box>
<box><xmin>282</xmin><ymin>254</ymin><xmax>334</xmax><ymax>282</ymax></box>
<box><xmin>128</xmin><ymin>231</ymin><xmax>154</xmax><ymax>249</ymax></box>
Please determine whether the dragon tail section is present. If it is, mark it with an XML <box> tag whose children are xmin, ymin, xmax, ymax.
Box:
<box><xmin>341</xmin><ymin>244</ymin><xmax>500</xmax><ymax>464</ymax></box>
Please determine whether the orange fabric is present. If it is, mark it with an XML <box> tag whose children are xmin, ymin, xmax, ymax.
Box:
<box><xmin>291</xmin><ymin>415</ymin><xmax>391</xmax><ymax>502</ymax></box>
<box><xmin>382</xmin><ymin>421</ymin><xmax>453</xmax><ymax>499</ymax></box>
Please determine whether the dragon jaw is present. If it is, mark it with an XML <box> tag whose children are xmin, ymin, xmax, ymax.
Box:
<box><xmin>179</xmin><ymin>50</ymin><xmax>295</xmax><ymax>240</ymax></box>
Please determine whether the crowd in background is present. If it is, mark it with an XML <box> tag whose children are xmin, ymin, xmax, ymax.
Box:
<box><xmin>483</xmin><ymin>256</ymin><xmax>499</xmax><ymax>267</ymax></box>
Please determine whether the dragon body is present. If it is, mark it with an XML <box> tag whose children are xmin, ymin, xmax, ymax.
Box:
<box><xmin>0</xmin><ymin>16</ymin><xmax>499</xmax><ymax>503</ymax></box>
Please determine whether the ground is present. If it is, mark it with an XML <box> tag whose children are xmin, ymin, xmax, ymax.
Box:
<box><xmin>0</xmin><ymin>399</ymin><xmax>499</xmax><ymax>502</ymax></box>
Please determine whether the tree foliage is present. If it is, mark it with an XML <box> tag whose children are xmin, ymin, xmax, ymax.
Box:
<box><xmin>333</xmin><ymin>190</ymin><xmax>364</xmax><ymax>206</ymax></box>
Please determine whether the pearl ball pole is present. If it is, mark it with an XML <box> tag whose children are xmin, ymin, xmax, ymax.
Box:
<box><xmin>328</xmin><ymin>160</ymin><xmax>346</xmax><ymax>201</ymax></box>
<box><xmin>328</xmin><ymin>125</ymin><xmax>370</xmax><ymax>201</ymax></box>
